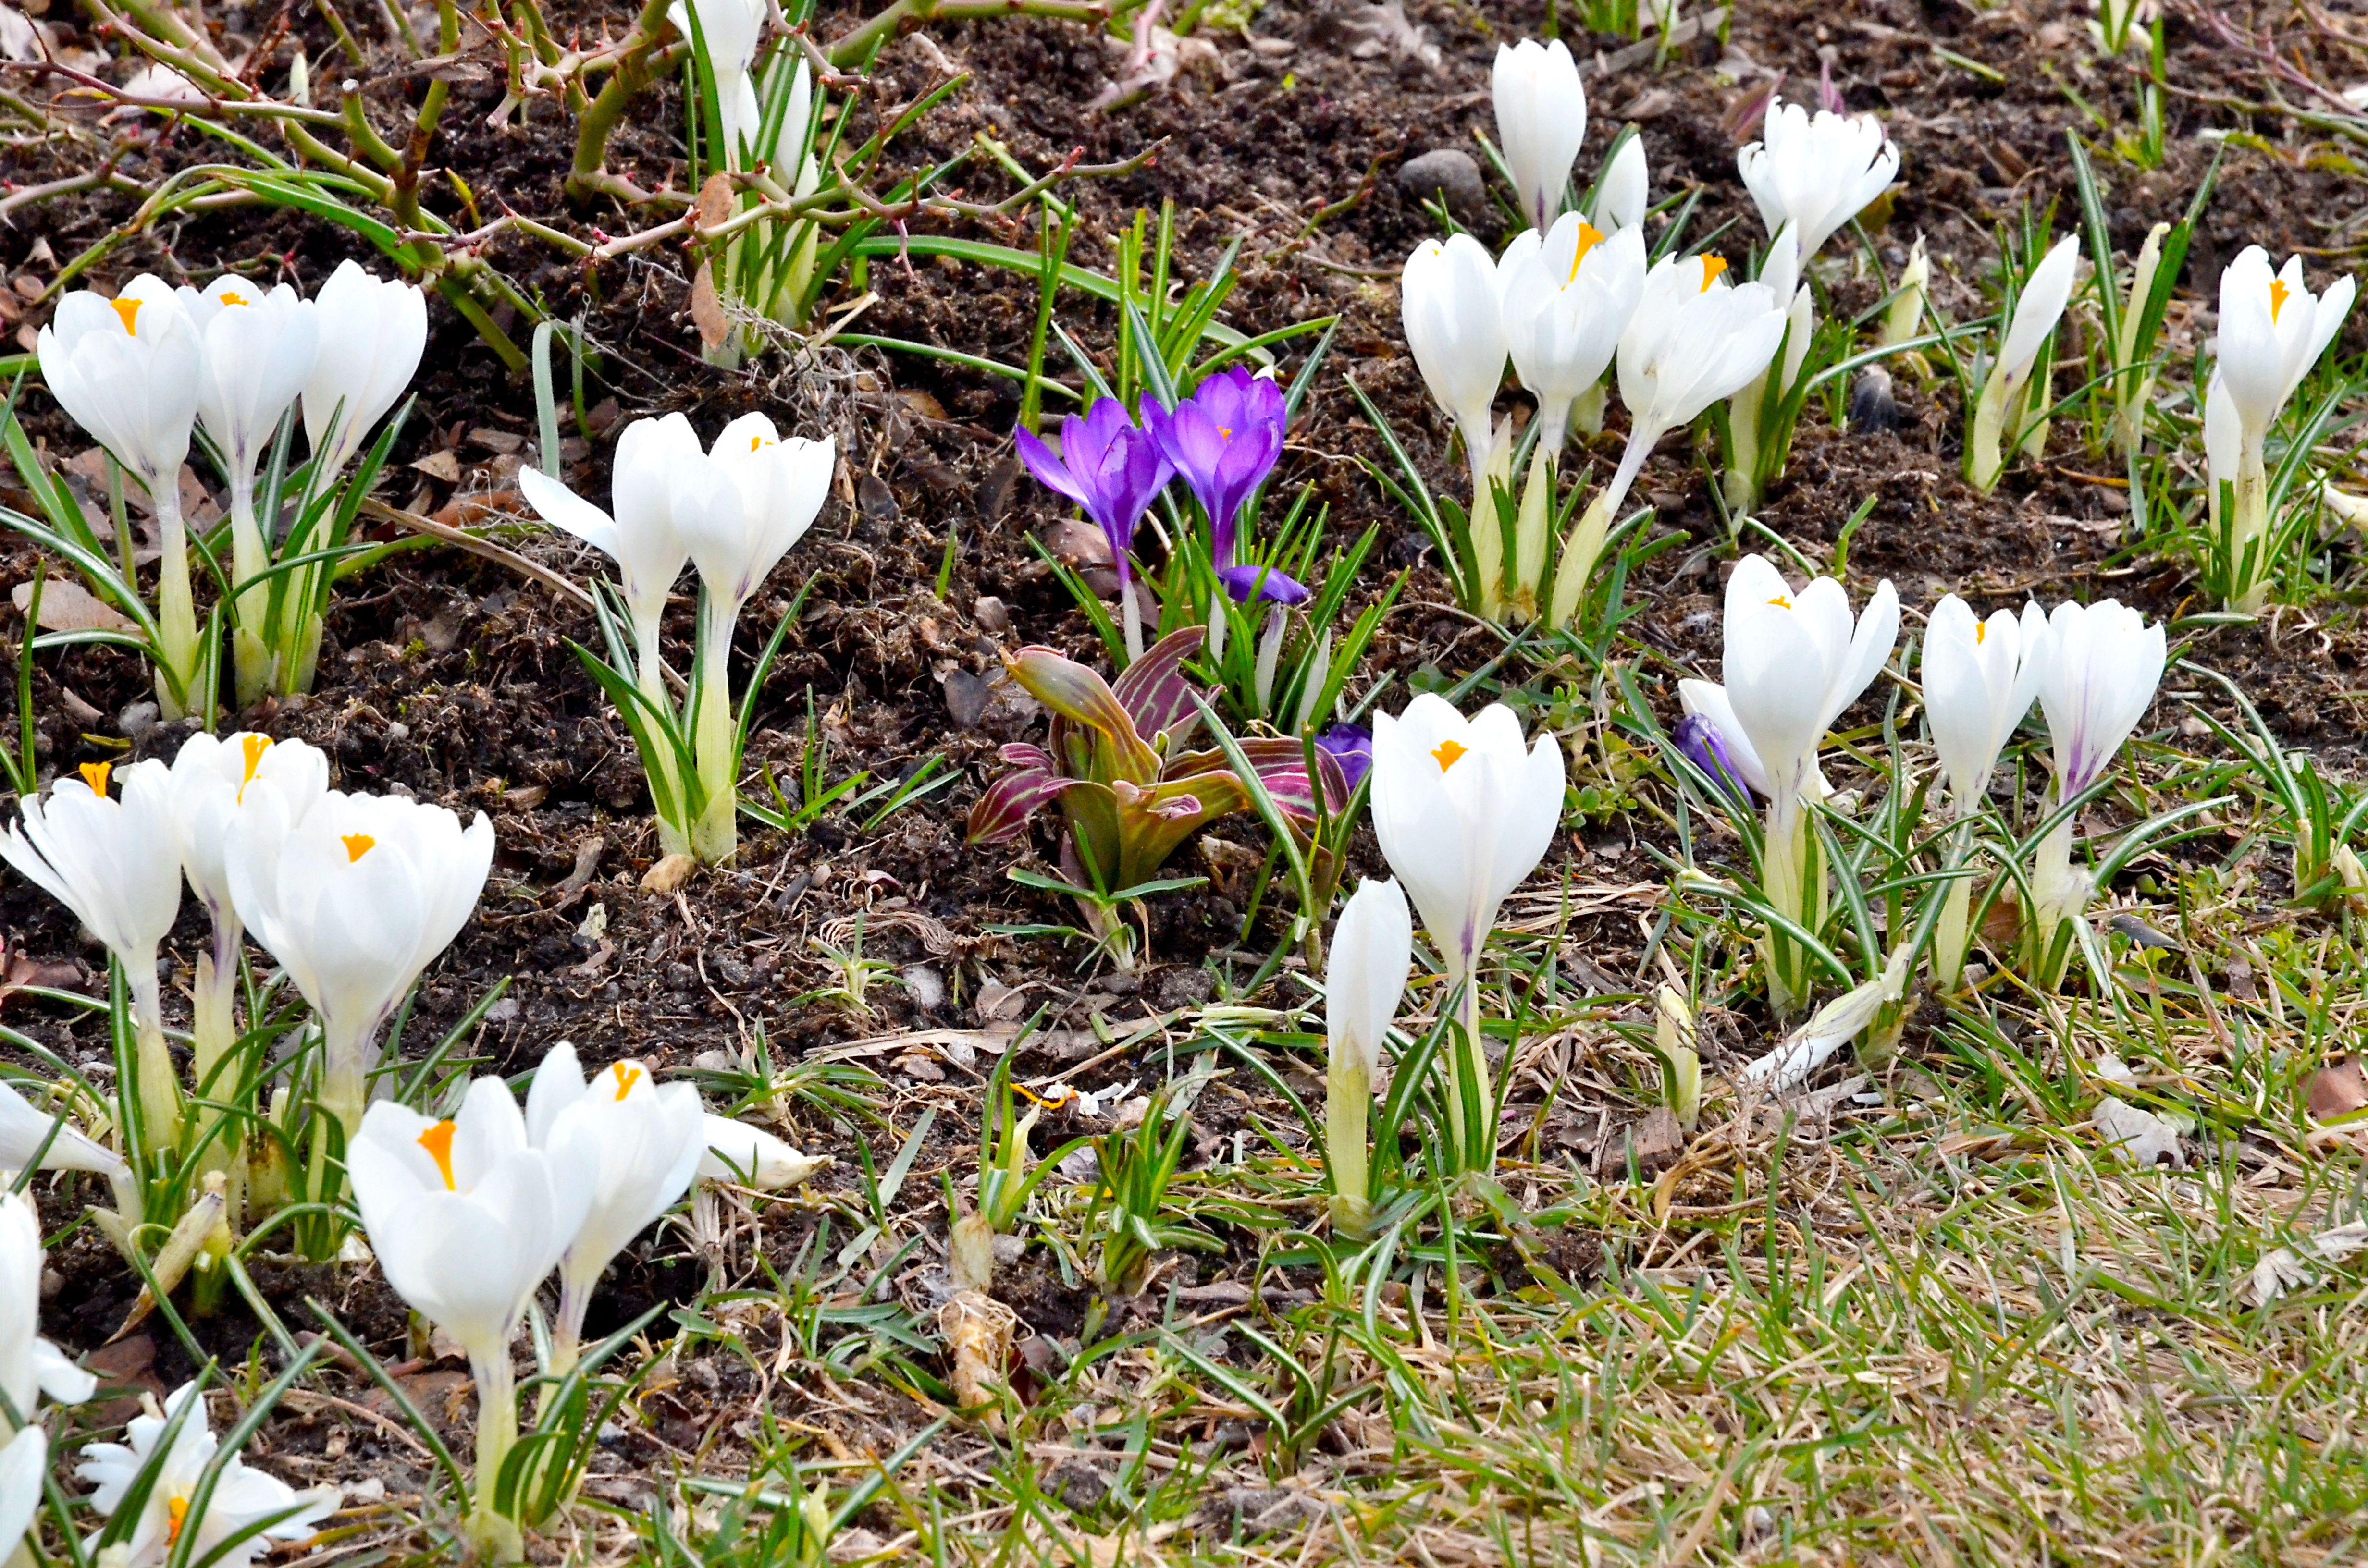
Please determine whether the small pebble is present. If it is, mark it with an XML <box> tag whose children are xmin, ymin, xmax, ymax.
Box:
<box><xmin>1396</xmin><ymin>148</ymin><xmax>1485</xmax><ymax>214</ymax></box>
<box><xmin>1849</xmin><ymin>366</ymin><xmax>1899</xmax><ymax>434</ymax></box>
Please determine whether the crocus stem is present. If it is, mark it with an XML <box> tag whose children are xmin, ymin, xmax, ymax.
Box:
<box><xmin>227</xmin><ymin>476</ymin><xmax>274</xmax><ymax>708</ymax></box>
<box><xmin>1120</xmin><ymin>583</ymin><xmax>1144</xmax><ymax>665</ymax></box>
<box><xmin>1324</xmin><ymin>1058</ymin><xmax>1370</xmax><ymax>1237</ymax></box>
<box><xmin>321</xmin><ymin>1016</ymin><xmax>380</xmax><ymax>1144</ymax></box>
<box><xmin>125</xmin><ymin>958</ymin><xmax>180</xmax><ymax>1156</ymax></box>
<box><xmin>189</xmin><ymin>916</ymin><xmax>246</xmax><ymax>1216</ymax></box>
<box><xmin>550</xmin><ymin>1275</ymin><xmax>588</xmax><ymax>1385</ymax></box>
<box><xmin>1966</xmin><ymin>366</ymin><xmax>2014</xmax><ymax>494</ymax></box>
<box><xmin>633</xmin><ymin>619</ymin><xmax>692</xmax><ymax>859</ymax></box>
<box><xmin>1724</xmin><ymin>369</ymin><xmax>1767</xmax><ymax>512</ymax></box>
<box><xmin>1448</xmin><ymin>961</ymin><xmax>1492</xmax><ymax>1173</ymax></box>
<box><xmin>2028</xmin><ymin>809</ymin><xmax>2090</xmax><ymax>988</ymax></box>
<box><xmin>2231</xmin><ymin>436</ymin><xmax>2272</xmax><ymax>613</ymax></box>
<box><xmin>1464</xmin><ymin>415</ymin><xmax>1503</xmax><ymax>621</ymax></box>
<box><xmin>1547</xmin><ymin>487</ymin><xmax>1613</xmax><ymax>632</ymax></box>
<box><xmin>1253</xmin><ymin>608</ymin><xmax>1285</xmax><ymax>712</ymax></box>
<box><xmin>151</xmin><ymin>486</ymin><xmax>199</xmax><ymax>721</ymax></box>
<box><xmin>1760</xmin><ymin>790</ymin><xmax>1813</xmax><ymax>1018</ymax></box>
<box><xmin>1931</xmin><ymin>817</ymin><xmax>1978</xmax><ymax>994</ymax></box>
<box><xmin>1511</xmin><ymin>444</ymin><xmax>1555</xmax><ymax>621</ymax></box>
<box><xmin>466</xmin><ymin>1346</ymin><xmax>525</xmax><ymax>1563</ymax></box>
<box><xmin>690</xmin><ymin>600</ymin><xmax>740</xmax><ymax>864</ymax></box>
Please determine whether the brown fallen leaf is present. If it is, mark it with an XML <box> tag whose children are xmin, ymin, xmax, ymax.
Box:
<box><xmin>0</xmin><ymin>932</ymin><xmax>82</xmax><ymax>1005</ymax></box>
<box><xmin>12</xmin><ymin>576</ymin><xmax>133</xmax><ymax>634</ymax></box>
<box><xmin>640</xmin><ymin>852</ymin><xmax>696</xmax><ymax>895</ymax></box>
<box><xmin>690</xmin><ymin>260</ymin><xmax>729</xmax><ymax>350</ymax></box>
<box><xmin>2307</xmin><ymin>1057</ymin><xmax>2368</xmax><ymax>1121</ymax></box>
<box><xmin>409</xmin><ymin>449</ymin><xmax>463</xmax><ymax>483</ymax></box>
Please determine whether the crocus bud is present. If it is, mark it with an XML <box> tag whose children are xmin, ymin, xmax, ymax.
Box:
<box><xmin>1591</xmin><ymin>135</ymin><xmax>1648</xmax><ymax>233</ymax></box>
<box><xmin>1653</xmin><ymin>984</ymin><xmax>1701</xmax><ymax>1130</ymax></box>
<box><xmin>1881</xmin><ymin>235</ymin><xmax>1930</xmax><ymax>350</ymax></box>
<box><xmin>1966</xmin><ymin>233</ymin><xmax>2079</xmax><ymax>492</ymax></box>
<box><xmin>301</xmin><ymin>260</ymin><xmax>427</xmax><ymax>477</ymax></box>
<box><xmin>1323</xmin><ymin>878</ymin><xmax>1412</xmax><ymax>1234</ymax></box>
<box><xmin>1492</xmin><ymin>38</ymin><xmax>1587</xmax><ymax>233</ymax></box>
<box><xmin>1921</xmin><ymin>594</ymin><xmax>2047</xmax><ymax>812</ymax></box>
<box><xmin>1401</xmin><ymin>233</ymin><xmax>1509</xmax><ymax>515</ymax></box>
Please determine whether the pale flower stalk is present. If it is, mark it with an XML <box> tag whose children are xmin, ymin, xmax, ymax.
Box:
<box><xmin>1966</xmin><ymin>233</ymin><xmax>2079</xmax><ymax>493</ymax></box>
<box><xmin>2207</xmin><ymin>246</ymin><xmax>2357</xmax><ymax>610</ymax></box>
<box><xmin>1716</xmin><ymin>555</ymin><xmax>1899</xmax><ymax>1016</ymax></box>
<box><xmin>1</xmin><ymin>761</ymin><xmax>183</xmax><ymax>1152</ymax></box>
<box><xmin>1722</xmin><ymin>225</ymin><xmax>1817</xmax><ymax>510</ymax></box>
<box><xmin>1369</xmin><ymin>696</ymin><xmax>1564</xmax><ymax>1169</ymax></box>
<box><xmin>1322</xmin><ymin>878</ymin><xmax>1411</xmax><ymax>1234</ymax></box>
<box><xmin>35</xmin><ymin>278</ymin><xmax>203</xmax><ymax>716</ymax></box>
<box><xmin>1919</xmin><ymin>596</ymin><xmax>2047</xmax><ymax>989</ymax></box>
<box><xmin>2028</xmin><ymin>599</ymin><xmax>2164</xmax><ymax>986</ymax></box>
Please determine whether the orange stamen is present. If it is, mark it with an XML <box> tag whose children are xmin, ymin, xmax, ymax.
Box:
<box><xmin>341</xmin><ymin>833</ymin><xmax>376</xmax><ymax>862</ymax></box>
<box><xmin>1432</xmin><ymin>739</ymin><xmax>1469</xmax><ymax>772</ymax></box>
<box><xmin>610</xmin><ymin>1063</ymin><xmax>643</xmax><ymax>1100</ymax></box>
<box><xmin>166</xmin><ymin>1496</ymin><xmax>189</xmax><ymax>1546</ymax></box>
<box><xmin>2270</xmin><ymin>277</ymin><xmax>2292</xmax><ymax>322</ymax></box>
<box><xmin>1766</xmin><ymin>594</ymin><xmax>1791</xmax><ymax>610</ymax></box>
<box><xmin>237</xmin><ymin>734</ymin><xmax>272</xmax><ymax>803</ymax></box>
<box><xmin>1974</xmin><ymin>622</ymin><xmax>1987</xmax><ymax>645</ymax></box>
<box><xmin>1698</xmin><ymin>256</ymin><xmax>1729</xmax><ymax>292</ymax></box>
<box><xmin>110</xmin><ymin>297</ymin><xmax>141</xmax><ymax>334</ymax></box>
<box><xmin>418</xmin><ymin>1121</ymin><xmax>458</xmax><ymax>1189</ymax></box>
<box><xmin>1566</xmin><ymin>221</ymin><xmax>1605</xmax><ymax>284</ymax></box>
<box><xmin>79</xmin><ymin>762</ymin><xmax>112</xmax><ymax>796</ymax></box>
<box><xmin>220</xmin><ymin>289</ymin><xmax>251</xmax><ymax>308</ymax></box>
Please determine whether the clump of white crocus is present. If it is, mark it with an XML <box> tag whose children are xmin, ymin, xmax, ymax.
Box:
<box><xmin>525</xmin><ymin>1043</ymin><xmax>705</xmax><ymax>1373</ymax></box>
<box><xmin>1370</xmin><ymin>695</ymin><xmax>1564</xmax><ymax>1169</ymax></box>
<box><xmin>1737</xmin><ymin>96</ymin><xmax>1900</xmax><ymax>265</ymax></box>
<box><xmin>77</xmin><ymin>1380</ymin><xmax>337</xmax><ymax>1568</ymax></box>
<box><xmin>225</xmin><ymin>787</ymin><xmax>493</xmax><ymax>1138</ymax></box>
<box><xmin>675</xmin><ymin>414</ymin><xmax>836</xmax><ymax>864</ymax></box>
<box><xmin>179</xmin><ymin>278</ymin><xmax>320</xmax><ymax>703</ymax></box>
<box><xmin>2207</xmin><ymin>246</ymin><xmax>2357</xmax><ymax>611</ymax></box>
<box><xmin>168</xmin><ymin>732</ymin><xmax>330</xmax><ymax>1118</ymax></box>
<box><xmin>1</xmin><ymin>761</ymin><xmax>183</xmax><ymax>1151</ymax></box>
<box><xmin>1492</xmin><ymin>37</ymin><xmax>1587</xmax><ymax>233</ymax></box>
<box><xmin>1965</xmin><ymin>233</ymin><xmax>2080</xmax><ymax>493</ymax></box>
<box><xmin>1590</xmin><ymin>135</ymin><xmax>1649</xmax><ymax>233</ymax></box>
<box><xmin>1716</xmin><ymin>554</ymin><xmax>1899</xmax><ymax>1016</ymax></box>
<box><xmin>350</xmin><ymin>1078</ymin><xmax>592</xmax><ymax>1561</ymax></box>
<box><xmin>2028</xmin><ymin>600</ymin><xmax>2164</xmax><ymax>985</ymax></box>
<box><xmin>1550</xmin><ymin>253</ymin><xmax>1787</xmax><ymax>630</ymax></box>
<box><xmin>1322</xmin><ymin>878</ymin><xmax>1411</xmax><ymax>1235</ymax></box>
<box><xmin>1402</xmin><ymin>233</ymin><xmax>1510</xmax><ymax>557</ymax></box>
<box><xmin>1921</xmin><ymin>596</ymin><xmax>2047</xmax><ymax>989</ymax></box>
<box><xmin>36</xmin><ymin>278</ymin><xmax>204</xmax><ymax>717</ymax></box>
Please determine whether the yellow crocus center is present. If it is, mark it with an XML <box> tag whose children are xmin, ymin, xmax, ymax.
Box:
<box><xmin>237</xmin><ymin>734</ymin><xmax>272</xmax><ymax>802</ymax></box>
<box><xmin>418</xmin><ymin>1120</ymin><xmax>458</xmax><ymax>1189</ymax></box>
<box><xmin>1766</xmin><ymin>594</ymin><xmax>1791</xmax><ymax>610</ymax></box>
<box><xmin>2270</xmin><ymin>277</ymin><xmax>2292</xmax><ymax>322</ymax></box>
<box><xmin>166</xmin><ymin>1495</ymin><xmax>189</xmax><ymax>1546</ymax></box>
<box><xmin>110</xmin><ymin>297</ymin><xmax>141</xmax><ymax>334</ymax></box>
<box><xmin>1217</xmin><ymin>426</ymin><xmax>1233</xmax><ymax>441</ymax></box>
<box><xmin>220</xmin><ymin>288</ymin><xmax>251</xmax><ymax>307</ymax></box>
<box><xmin>1566</xmin><ymin>221</ymin><xmax>1605</xmax><ymax>283</ymax></box>
<box><xmin>610</xmin><ymin>1062</ymin><xmax>643</xmax><ymax>1100</ymax></box>
<box><xmin>1974</xmin><ymin>621</ymin><xmax>1987</xmax><ymax>644</ymax></box>
<box><xmin>749</xmin><ymin>435</ymin><xmax>772</xmax><ymax>452</ymax></box>
<box><xmin>1432</xmin><ymin>738</ymin><xmax>1468</xmax><ymax>772</ymax></box>
<box><xmin>1698</xmin><ymin>255</ymin><xmax>1729</xmax><ymax>292</ymax></box>
<box><xmin>341</xmin><ymin>833</ymin><xmax>376</xmax><ymax>862</ymax></box>
<box><xmin>79</xmin><ymin>761</ymin><xmax>112</xmax><ymax>796</ymax></box>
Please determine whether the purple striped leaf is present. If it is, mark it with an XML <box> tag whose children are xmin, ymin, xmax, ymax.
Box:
<box><xmin>1112</xmin><ymin>625</ymin><xmax>1208</xmax><ymax>743</ymax></box>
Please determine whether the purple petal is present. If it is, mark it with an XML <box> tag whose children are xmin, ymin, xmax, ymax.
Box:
<box><xmin>1013</xmin><ymin>426</ymin><xmax>1091</xmax><ymax>513</ymax></box>
<box><xmin>1674</xmin><ymin>712</ymin><xmax>1755</xmax><ymax>803</ymax></box>
<box><xmin>1315</xmin><ymin>724</ymin><xmax>1371</xmax><ymax>791</ymax></box>
<box><xmin>1218</xmin><ymin>563</ymin><xmax>1311</xmax><ymax>606</ymax></box>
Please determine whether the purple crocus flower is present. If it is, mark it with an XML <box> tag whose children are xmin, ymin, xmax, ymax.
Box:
<box><xmin>1315</xmin><ymin>724</ymin><xmax>1372</xmax><ymax>791</ymax></box>
<box><xmin>1141</xmin><ymin>367</ymin><xmax>1287</xmax><ymax>567</ymax></box>
<box><xmin>1217</xmin><ymin>562</ymin><xmax>1311</xmax><ymax>606</ymax></box>
<box><xmin>1673</xmin><ymin>712</ymin><xmax>1751</xmax><ymax>805</ymax></box>
<box><xmin>1012</xmin><ymin>399</ymin><xmax>1174</xmax><ymax>587</ymax></box>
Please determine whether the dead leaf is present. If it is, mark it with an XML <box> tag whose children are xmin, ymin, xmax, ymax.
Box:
<box><xmin>640</xmin><ymin>853</ymin><xmax>696</xmax><ymax>895</ymax></box>
<box><xmin>2092</xmin><ymin>1094</ymin><xmax>2184</xmax><ymax>1168</ymax></box>
<box><xmin>12</xmin><ymin>577</ymin><xmax>132</xmax><ymax>633</ymax></box>
<box><xmin>410</xmin><ymin>450</ymin><xmax>462</xmax><ymax>483</ymax></box>
<box><xmin>2307</xmin><ymin>1057</ymin><xmax>2368</xmax><ymax>1121</ymax></box>
<box><xmin>694</xmin><ymin>172</ymin><xmax>733</xmax><ymax>233</ymax></box>
<box><xmin>690</xmin><ymin>261</ymin><xmax>729</xmax><ymax>350</ymax></box>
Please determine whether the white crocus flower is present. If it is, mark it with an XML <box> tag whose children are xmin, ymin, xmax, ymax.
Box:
<box><xmin>1590</xmin><ymin>135</ymin><xmax>1648</xmax><ymax>233</ymax></box>
<box><xmin>0</xmin><ymin>1426</ymin><xmax>44</xmax><ymax>1559</ymax></box>
<box><xmin>225</xmin><ymin>788</ymin><xmax>493</xmax><ymax>1137</ymax></box>
<box><xmin>179</xmin><ymin>278</ymin><xmax>320</xmax><ymax>705</ymax></box>
<box><xmin>0</xmin><ymin>1190</ymin><xmax>95</xmax><ymax>1426</ymax></box>
<box><xmin>2028</xmin><ymin>599</ymin><xmax>2164</xmax><ymax>974</ymax></box>
<box><xmin>1499</xmin><ymin>218</ymin><xmax>1647</xmax><ymax>459</ymax></box>
<box><xmin>1736</xmin><ymin>96</ymin><xmax>1900</xmax><ymax>264</ymax></box>
<box><xmin>1719</xmin><ymin>554</ymin><xmax>1899</xmax><ymax>1015</ymax></box>
<box><xmin>1723</xmin><ymin>224</ymin><xmax>1817</xmax><ymax>508</ymax></box>
<box><xmin>1402</xmin><ymin>233</ymin><xmax>1510</xmax><ymax>533</ymax></box>
<box><xmin>1548</xmin><ymin>254</ymin><xmax>1785</xmax><ymax>630</ymax></box>
<box><xmin>1921</xmin><ymin>595</ymin><xmax>2047</xmax><ymax>988</ymax></box>
<box><xmin>1966</xmin><ymin>233</ymin><xmax>2080</xmax><ymax>492</ymax></box>
<box><xmin>0</xmin><ymin>1080</ymin><xmax>136</xmax><ymax>1220</ymax></box>
<box><xmin>1370</xmin><ymin>695</ymin><xmax>1564</xmax><ymax>1165</ymax></box>
<box><xmin>698</xmin><ymin>1115</ymin><xmax>824</xmax><ymax>1188</ymax></box>
<box><xmin>2</xmin><ymin>762</ymin><xmax>183</xmax><ymax>1150</ymax></box>
<box><xmin>2208</xmin><ymin>247</ymin><xmax>2357</xmax><ymax>610</ymax></box>
<box><xmin>674</xmin><ymin>415</ymin><xmax>835</xmax><ymax>863</ymax></box>
<box><xmin>518</xmin><ymin>415</ymin><xmax>696</xmax><ymax>698</ymax></box>
<box><xmin>300</xmin><ymin>259</ymin><xmax>427</xmax><ymax>479</ymax></box>
<box><xmin>1322</xmin><ymin>877</ymin><xmax>1411</xmax><ymax>1234</ymax></box>
<box><xmin>76</xmin><ymin>1380</ymin><xmax>336</xmax><ymax>1568</ymax></box>
<box><xmin>168</xmin><ymin>732</ymin><xmax>330</xmax><ymax>1088</ymax></box>
<box><xmin>350</xmin><ymin>1079</ymin><xmax>593</xmax><ymax>1559</ymax></box>
<box><xmin>670</xmin><ymin>0</ymin><xmax>765</xmax><ymax>163</ymax></box>
<box><xmin>36</xmin><ymin>277</ymin><xmax>204</xmax><ymax>717</ymax></box>
<box><xmin>524</xmin><ymin>1043</ymin><xmax>706</xmax><ymax>1373</ymax></box>
<box><xmin>1492</xmin><ymin>38</ymin><xmax>1587</xmax><ymax>233</ymax></box>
